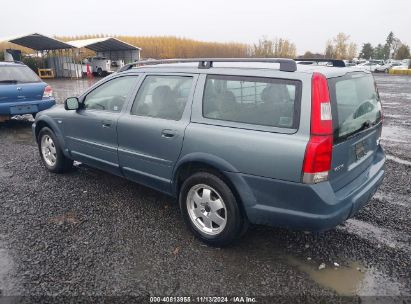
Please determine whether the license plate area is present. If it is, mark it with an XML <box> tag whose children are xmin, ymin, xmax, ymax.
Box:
<box><xmin>10</xmin><ymin>105</ymin><xmax>39</xmax><ymax>114</ymax></box>
<box><xmin>355</xmin><ymin>141</ymin><xmax>367</xmax><ymax>160</ymax></box>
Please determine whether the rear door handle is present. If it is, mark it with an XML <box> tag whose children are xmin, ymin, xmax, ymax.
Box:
<box><xmin>161</xmin><ymin>129</ymin><xmax>177</xmax><ymax>138</ymax></box>
<box><xmin>102</xmin><ymin>120</ymin><xmax>112</xmax><ymax>128</ymax></box>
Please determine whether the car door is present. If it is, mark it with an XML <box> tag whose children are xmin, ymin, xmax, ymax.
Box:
<box><xmin>117</xmin><ymin>73</ymin><xmax>198</xmax><ymax>193</ymax></box>
<box><xmin>64</xmin><ymin>75</ymin><xmax>140</xmax><ymax>175</ymax></box>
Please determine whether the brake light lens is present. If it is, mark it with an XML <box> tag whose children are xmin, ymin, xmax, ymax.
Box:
<box><xmin>310</xmin><ymin>73</ymin><xmax>332</xmax><ymax>135</ymax></box>
<box><xmin>43</xmin><ymin>85</ymin><xmax>53</xmax><ymax>99</ymax></box>
<box><xmin>302</xmin><ymin>73</ymin><xmax>333</xmax><ymax>184</ymax></box>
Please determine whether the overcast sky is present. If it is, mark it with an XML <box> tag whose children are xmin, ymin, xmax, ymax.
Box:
<box><xmin>1</xmin><ymin>0</ymin><xmax>410</xmax><ymax>54</ymax></box>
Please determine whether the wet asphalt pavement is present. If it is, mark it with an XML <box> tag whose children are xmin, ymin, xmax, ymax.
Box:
<box><xmin>0</xmin><ymin>74</ymin><xmax>410</xmax><ymax>302</ymax></box>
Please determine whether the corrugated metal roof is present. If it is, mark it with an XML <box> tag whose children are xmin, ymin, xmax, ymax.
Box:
<box><xmin>2</xmin><ymin>34</ymin><xmax>141</xmax><ymax>52</ymax></box>
<box><xmin>6</xmin><ymin>33</ymin><xmax>73</xmax><ymax>50</ymax></box>
<box><xmin>67</xmin><ymin>37</ymin><xmax>141</xmax><ymax>51</ymax></box>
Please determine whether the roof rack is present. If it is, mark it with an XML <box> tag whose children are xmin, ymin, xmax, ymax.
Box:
<box><xmin>294</xmin><ymin>58</ymin><xmax>346</xmax><ymax>67</ymax></box>
<box><xmin>119</xmin><ymin>58</ymin><xmax>297</xmax><ymax>72</ymax></box>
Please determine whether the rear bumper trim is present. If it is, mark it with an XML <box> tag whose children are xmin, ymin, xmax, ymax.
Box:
<box><xmin>233</xmin><ymin>149</ymin><xmax>385</xmax><ymax>231</ymax></box>
<box><xmin>0</xmin><ymin>99</ymin><xmax>56</xmax><ymax>115</ymax></box>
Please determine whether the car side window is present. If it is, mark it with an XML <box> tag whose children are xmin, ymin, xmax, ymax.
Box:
<box><xmin>83</xmin><ymin>76</ymin><xmax>138</xmax><ymax>112</ymax></box>
<box><xmin>131</xmin><ymin>75</ymin><xmax>193</xmax><ymax>121</ymax></box>
<box><xmin>203</xmin><ymin>75</ymin><xmax>301</xmax><ymax>129</ymax></box>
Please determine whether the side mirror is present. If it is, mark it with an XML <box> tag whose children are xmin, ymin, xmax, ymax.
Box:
<box><xmin>64</xmin><ymin>97</ymin><xmax>80</xmax><ymax>110</ymax></box>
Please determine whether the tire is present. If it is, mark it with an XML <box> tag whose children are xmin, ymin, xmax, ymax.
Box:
<box><xmin>179</xmin><ymin>172</ymin><xmax>246</xmax><ymax>247</ymax></box>
<box><xmin>97</xmin><ymin>68</ymin><xmax>103</xmax><ymax>77</ymax></box>
<box><xmin>37</xmin><ymin>127</ymin><xmax>73</xmax><ymax>173</ymax></box>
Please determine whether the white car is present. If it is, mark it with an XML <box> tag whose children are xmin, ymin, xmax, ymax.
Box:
<box><xmin>357</xmin><ymin>62</ymin><xmax>382</xmax><ymax>72</ymax></box>
<box><xmin>375</xmin><ymin>62</ymin><xmax>404</xmax><ymax>73</ymax></box>
<box><xmin>82</xmin><ymin>57</ymin><xmax>125</xmax><ymax>77</ymax></box>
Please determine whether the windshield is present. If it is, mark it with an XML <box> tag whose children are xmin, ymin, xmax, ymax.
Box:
<box><xmin>329</xmin><ymin>72</ymin><xmax>382</xmax><ymax>142</ymax></box>
<box><xmin>0</xmin><ymin>65</ymin><xmax>41</xmax><ymax>83</ymax></box>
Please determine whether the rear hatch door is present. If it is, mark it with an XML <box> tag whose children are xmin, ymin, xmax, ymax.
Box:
<box><xmin>327</xmin><ymin>72</ymin><xmax>383</xmax><ymax>191</ymax></box>
<box><xmin>0</xmin><ymin>65</ymin><xmax>45</xmax><ymax>103</ymax></box>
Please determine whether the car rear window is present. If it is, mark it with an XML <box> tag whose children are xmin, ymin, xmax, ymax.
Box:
<box><xmin>328</xmin><ymin>72</ymin><xmax>382</xmax><ymax>142</ymax></box>
<box><xmin>0</xmin><ymin>65</ymin><xmax>41</xmax><ymax>83</ymax></box>
<box><xmin>203</xmin><ymin>75</ymin><xmax>301</xmax><ymax>129</ymax></box>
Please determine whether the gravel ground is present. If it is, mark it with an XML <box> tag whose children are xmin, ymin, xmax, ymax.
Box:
<box><xmin>0</xmin><ymin>74</ymin><xmax>410</xmax><ymax>302</ymax></box>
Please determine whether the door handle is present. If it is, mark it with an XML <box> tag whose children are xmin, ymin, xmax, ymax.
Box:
<box><xmin>161</xmin><ymin>129</ymin><xmax>177</xmax><ymax>138</ymax></box>
<box><xmin>102</xmin><ymin>120</ymin><xmax>112</xmax><ymax>128</ymax></box>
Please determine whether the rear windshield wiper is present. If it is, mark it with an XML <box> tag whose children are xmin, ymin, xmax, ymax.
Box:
<box><xmin>344</xmin><ymin>120</ymin><xmax>377</xmax><ymax>140</ymax></box>
<box><xmin>0</xmin><ymin>80</ymin><xmax>18</xmax><ymax>84</ymax></box>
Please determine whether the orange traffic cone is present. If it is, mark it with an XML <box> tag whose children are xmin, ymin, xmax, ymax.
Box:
<box><xmin>86</xmin><ymin>63</ymin><xmax>93</xmax><ymax>79</ymax></box>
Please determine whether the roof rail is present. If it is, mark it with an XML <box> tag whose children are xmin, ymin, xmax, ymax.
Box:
<box><xmin>295</xmin><ymin>58</ymin><xmax>346</xmax><ymax>67</ymax></box>
<box><xmin>119</xmin><ymin>58</ymin><xmax>297</xmax><ymax>72</ymax></box>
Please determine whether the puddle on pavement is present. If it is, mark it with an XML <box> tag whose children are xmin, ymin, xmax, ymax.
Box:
<box><xmin>0</xmin><ymin>117</ymin><xmax>34</xmax><ymax>144</ymax></box>
<box><xmin>0</xmin><ymin>236</ymin><xmax>18</xmax><ymax>295</ymax></box>
<box><xmin>284</xmin><ymin>218</ymin><xmax>411</xmax><ymax>296</ymax></box>
<box><xmin>287</xmin><ymin>257</ymin><xmax>364</xmax><ymax>296</ymax></box>
<box><xmin>286</xmin><ymin>256</ymin><xmax>406</xmax><ymax>296</ymax></box>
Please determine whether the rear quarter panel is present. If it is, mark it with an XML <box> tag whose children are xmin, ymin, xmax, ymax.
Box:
<box><xmin>181</xmin><ymin>70</ymin><xmax>312</xmax><ymax>182</ymax></box>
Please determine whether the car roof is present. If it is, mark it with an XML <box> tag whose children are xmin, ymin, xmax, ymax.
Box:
<box><xmin>0</xmin><ymin>61</ymin><xmax>26</xmax><ymax>67</ymax></box>
<box><xmin>123</xmin><ymin>61</ymin><xmax>370</xmax><ymax>79</ymax></box>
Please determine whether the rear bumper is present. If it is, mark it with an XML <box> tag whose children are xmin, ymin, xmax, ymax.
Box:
<box><xmin>229</xmin><ymin>146</ymin><xmax>385</xmax><ymax>231</ymax></box>
<box><xmin>0</xmin><ymin>98</ymin><xmax>56</xmax><ymax>115</ymax></box>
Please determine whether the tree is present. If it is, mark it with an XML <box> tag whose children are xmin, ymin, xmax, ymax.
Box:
<box><xmin>299</xmin><ymin>51</ymin><xmax>324</xmax><ymax>59</ymax></box>
<box><xmin>395</xmin><ymin>44</ymin><xmax>410</xmax><ymax>60</ymax></box>
<box><xmin>359</xmin><ymin>43</ymin><xmax>374</xmax><ymax>59</ymax></box>
<box><xmin>251</xmin><ymin>37</ymin><xmax>296</xmax><ymax>58</ymax></box>
<box><xmin>391</xmin><ymin>38</ymin><xmax>402</xmax><ymax>58</ymax></box>
<box><xmin>252</xmin><ymin>37</ymin><xmax>274</xmax><ymax>57</ymax></box>
<box><xmin>373</xmin><ymin>44</ymin><xmax>386</xmax><ymax>60</ymax></box>
<box><xmin>325</xmin><ymin>40</ymin><xmax>334</xmax><ymax>58</ymax></box>
<box><xmin>324</xmin><ymin>33</ymin><xmax>357</xmax><ymax>59</ymax></box>
<box><xmin>348</xmin><ymin>42</ymin><xmax>358</xmax><ymax>60</ymax></box>
<box><xmin>381</xmin><ymin>31</ymin><xmax>404</xmax><ymax>59</ymax></box>
<box><xmin>384</xmin><ymin>31</ymin><xmax>394</xmax><ymax>59</ymax></box>
<box><xmin>273</xmin><ymin>38</ymin><xmax>297</xmax><ymax>58</ymax></box>
<box><xmin>333</xmin><ymin>33</ymin><xmax>350</xmax><ymax>59</ymax></box>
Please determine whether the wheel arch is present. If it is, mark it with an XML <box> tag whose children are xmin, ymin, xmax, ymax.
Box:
<box><xmin>35</xmin><ymin>117</ymin><xmax>69</xmax><ymax>157</ymax></box>
<box><xmin>173</xmin><ymin>153</ymin><xmax>255</xmax><ymax>220</ymax></box>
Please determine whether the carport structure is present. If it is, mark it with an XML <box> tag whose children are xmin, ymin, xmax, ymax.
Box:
<box><xmin>4</xmin><ymin>33</ymin><xmax>141</xmax><ymax>78</ymax></box>
<box><xmin>6</xmin><ymin>33</ymin><xmax>80</xmax><ymax>78</ymax></box>
<box><xmin>67</xmin><ymin>37</ymin><xmax>141</xmax><ymax>63</ymax></box>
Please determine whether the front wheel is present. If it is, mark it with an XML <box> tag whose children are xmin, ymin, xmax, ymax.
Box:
<box><xmin>179</xmin><ymin>172</ymin><xmax>246</xmax><ymax>247</ymax></box>
<box><xmin>38</xmin><ymin>127</ymin><xmax>73</xmax><ymax>173</ymax></box>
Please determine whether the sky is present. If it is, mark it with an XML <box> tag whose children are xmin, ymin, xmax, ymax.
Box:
<box><xmin>1</xmin><ymin>0</ymin><xmax>410</xmax><ymax>55</ymax></box>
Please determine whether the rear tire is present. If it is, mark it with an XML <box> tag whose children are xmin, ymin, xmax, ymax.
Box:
<box><xmin>97</xmin><ymin>68</ymin><xmax>103</xmax><ymax>77</ymax></box>
<box><xmin>179</xmin><ymin>172</ymin><xmax>246</xmax><ymax>247</ymax></box>
<box><xmin>38</xmin><ymin>127</ymin><xmax>73</xmax><ymax>173</ymax></box>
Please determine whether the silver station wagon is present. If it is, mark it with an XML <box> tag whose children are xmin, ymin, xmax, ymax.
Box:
<box><xmin>33</xmin><ymin>58</ymin><xmax>385</xmax><ymax>246</ymax></box>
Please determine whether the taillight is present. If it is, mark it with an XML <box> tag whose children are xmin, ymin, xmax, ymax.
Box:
<box><xmin>310</xmin><ymin>73</ymin><xmax>332</xmax><ymax>135</ymax></box>
<box><xmin>302</xmin><ymin>73</ymin><xmax>333</xmax><ymax>184</ymax></box>
<box><xmin>43</xmin><ymin>85</ymin><xmax>53</xmax><ymax>98</ymax></box>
